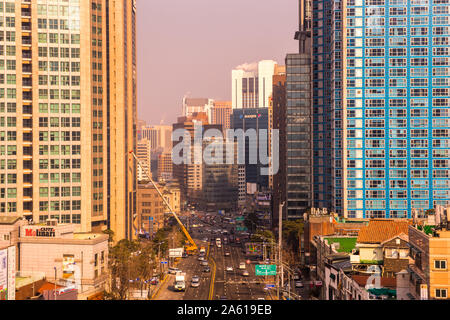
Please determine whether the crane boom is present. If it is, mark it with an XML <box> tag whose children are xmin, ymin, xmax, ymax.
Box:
<box><xmin>130</xmin><ymin>151</ymin><xmax>197</xmax><ymax>252</ymax></box>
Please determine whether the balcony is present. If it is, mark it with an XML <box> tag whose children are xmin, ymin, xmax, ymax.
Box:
<box><xmin>21</xmin><ymin>22</ymin><xmax>31</xmax><ymax>31</ymax></box>
<box><xmin>23</xmin><ymin>146</ymin><xmax>32</xmax><ymax>156</ymax></box>
<box><xmin>21</xmin><ymin>8</ymin><xmax>31</xmax><ymax>17</ymax></box>
<box><xmin>23</xmin><ymin>91</ymin><xmax>32</xmax><ymax>101</ymax></box>
<box><xmin>22</xmin><ymin>64</ymin><xmax>32</xmax><ymax>74</ymax></box>
<box><xmin>22</xmin><ymin>51</ymin><xmax>32</xmax><ymax>59</ymax></box>
<box><xmin>23</xmin><ymin>105</ymin><xmax>32</xmax><ymax>114</ymax></box>
<box><xmin>22</xmin><ymin>36</ymin><xmax>31</xmax><ymax>45</ymax></box>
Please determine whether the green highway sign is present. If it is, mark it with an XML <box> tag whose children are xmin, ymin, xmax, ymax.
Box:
<box><xmin>255</xmin><ymin>264</ymin><xmax>277</xmax><ymax>276</ymax></box>
<box><xmin>236</xmin><ymin>226</ymin><xmax>248</xmax><ymax>231</ymax></box>
<box><xmin>236</xmin><ymin>216</ymin><xmax>245</xmax><ymax>221</ymax></box>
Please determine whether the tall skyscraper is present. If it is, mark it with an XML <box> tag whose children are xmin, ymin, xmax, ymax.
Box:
<box><xmin>313</xmin><ymin>0</ymin><xmax>450</xmax><ymax>218</ymax></box>
<box><xmin>210</xmin><ymin>100</ymin><xmax>232</xmax><ymax>132</ymax></box>
<box><xmin>231</xmin><ymin>60</ymin><xmax>278</xmax><ymax>109</ymax></box>
<box><xmin>0</xmin><ymin>0</ymin><xmax>137</xmax><ymax>240</ymax></box>
<box><xmin>231</xmin><ymin>108</ymin><xmax>269</xmax><ymax>190</ymax></box>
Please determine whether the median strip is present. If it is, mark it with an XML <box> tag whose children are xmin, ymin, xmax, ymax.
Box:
<box><xmin>208</xmin><ymin>257</ymin><xmax>216</xmax><ymax>300</ymax></box>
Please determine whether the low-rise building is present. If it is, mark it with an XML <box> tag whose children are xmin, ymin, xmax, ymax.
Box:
<box><xmin>137</xmin><ymin>182</ymin><xmax>181</xmax><ymax>236</ymax></box>
<box><xmin>0</xmin><ymin>217</ymin><xmax>108</xmax><ymax>300</ymax></box>
<box><xmin>400</xmin><ymin>225</ymin><xmax>450</xmax><ymax>300</ymax></box>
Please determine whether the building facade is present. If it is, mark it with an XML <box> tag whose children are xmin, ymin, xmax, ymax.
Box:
<box><xmin>210</xmin><ymin>100</ymin><xmax>232</xmax><ymax>132</ymax></box>
<box><xmin>231</xmin><ymin>107</ymin><xmax>269</xmax><ymax>190</ymax></box>
<box><xmin>136</xmin><ymin>182</ymin><xmax>180</xmax><ymax>236</ymax></box>
<box><xmin>136</xmin><ymin>140</ymin><xmax>151</xmax><ymax>181</ymax></box>
<box><xmin>313</xmin><ymin>0</ymin><xmax>450</xmax><ymax>218</ymax></box>
<box><xmin>231</xmin><ymin>60</ymin><xmax>278</xmax><ymax>109</ymax></box>
<box><xmin>0</xmin><ymin>0</ymin><xmax>137</xmax><ymax>240</ymax></box>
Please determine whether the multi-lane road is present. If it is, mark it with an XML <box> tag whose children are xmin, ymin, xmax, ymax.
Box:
<box><xmin>153</xmin><ymin>211</ymin><xmax>283</xmax><ymax>300</ymax></box>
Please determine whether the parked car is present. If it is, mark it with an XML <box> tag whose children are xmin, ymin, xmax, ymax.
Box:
<box><xmin>295</xmin><ymin>281</ymin><xmax>304</xmax><ymax>288</ymax></box>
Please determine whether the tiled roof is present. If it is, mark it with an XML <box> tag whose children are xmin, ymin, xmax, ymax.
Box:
<box><xmin>38</xmin><ymin>282</ymin><xmax>64</xmax><ymax>294</ymax></box>
<box><xmin>357</xmin><ymin>219</ymin><xmax>411</xmax><ymax>244</ymax></box>
<box><xmin>351</xmin><ymin>275</ymin><xmax>397</xmax><ymax>289</ymax></box>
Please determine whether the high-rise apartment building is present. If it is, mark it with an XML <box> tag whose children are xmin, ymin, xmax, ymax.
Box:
<box><xmin>312</xmin><ymin>0</ymin><xmax>450</xmax><ymax>218</ymax></box>
<box><xmin>0</xmin><ymin>0</ymin><xmax>137</xmax><ymax>240</ymax></box>
<box><xmin>231</xmin><ymin>60</ymin><xmax>278</xmax><ymax>109</ymax></box>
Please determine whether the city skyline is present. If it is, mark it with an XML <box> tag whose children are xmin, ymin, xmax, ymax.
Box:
<box><xmin>136</xmin><ymin>0</ymin><xmax>299</xmax><ymax>125</ymax></box>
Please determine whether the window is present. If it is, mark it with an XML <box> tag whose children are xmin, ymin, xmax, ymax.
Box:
<box><xmin>435</xmin><ymin>289</ymin><xmax>448</xmax><ymax>299</ymax></box>
<box><xmin>435</xmin><ymin>260</ymin><xmax>447</xmax><ymax>270</ymax></box>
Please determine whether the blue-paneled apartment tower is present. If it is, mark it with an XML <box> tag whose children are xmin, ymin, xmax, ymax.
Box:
<box><xmin>300</xmin><ymin>0</ymin><xmax>450</xmax><ymax>219</ymax></box>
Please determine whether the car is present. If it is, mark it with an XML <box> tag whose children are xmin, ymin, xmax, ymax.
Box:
<box><xmin>226</xmin><ymin>266</ymin><xmax>233</xmax><ymax>272</ymax></box>
<box><xmin>257</xmin><ymin>298</ymin><xmax>265</xmax><ymax>300</ymax></box>
<box><xmin>168</xmin><ymin>267</ymin><xmax>181</xmax><ymax>275</ymax></box>
<box><xmin>200</xmin><ymin>261</ymin><xmax>208</xmax><ymax>266</ymax></box>
<box><xmin>150</xmin><ymin>277</ymin><xmax>159</xmax><ymax>285</ymax></box>
<box><xmin>295</xmin><ymin>281</ymin><xmax>304</xmax><ymax>288</ymax></box>
<box><xmin>192</xmin><ymin>275</ymin><xmax>200</xmax><ymax>282</ymax></box>
<box><xmin>198</xmin><ymin>256</ymin><xmax>205</xmax><ymax>261</ymax></box>
<box><xmin>293</xmin><ymin>274</ymin><xmax>300</xmax><ymax>281</ymax></box>
<box><xmin>203</xmin><ymin>238</ymin><xmax>209</xmax><ymax>242</ymax></box>
<box><xmin>217</xmin><ymin>244</ymin><xmax>222</xmax><ymax>248</ymax></box>
<box><xmin>182</xmin><ymin>253</ymin><xmax>188</xmax><ymax>258</ymax></box>
<box><xmin>219</xmin><ymin>296</ymin><xmax>228</xmax><ymax>300</ymax></box>
<box><xmin>239</xmin><ymin>262</ymin><xmax>246</xmax><ymax>270</ymax></box>
<box><xmin>242</xmin><ymin>270</ymin><xmax>249</xmax><ymax>277</ymax></box>
<box><xmin>191</xmin><ymin>280</ymin><xmax>200</xmax><ymax>288</ymax></box>
<box><xmin>203</xmin><ymin>267</ymin><xmax>211</xmax><ymax>273</ymax></box>
<box><xmin>224</xmin><ymin>252</ymin><xmax>230</xmax><ymax>257</ymax></box>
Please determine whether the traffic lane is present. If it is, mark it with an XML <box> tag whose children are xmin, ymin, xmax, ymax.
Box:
<box><xmin>183</xmin><ymin>254</ymin><xmax>209</xmax><ymax>300</ymax></box>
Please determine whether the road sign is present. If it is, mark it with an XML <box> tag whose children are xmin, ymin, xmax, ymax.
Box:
<box><xmin>160</xmin><ymin>261</ymin><xmax>168</xmax><ymax>264</ymax></box>
<box><xmin>236</xmin><ymin>216</ymin><xmax>244</xmax><ymax>221</ymax></box>
<box><xmin>255</xmin><ymin>264</ymin><xmax>277</xmax><ymax>276</ymax></box>
<box><xmin>265</xmin><ymin>284</ymin><xmax>275</xmax><ymax>288</ymax></box>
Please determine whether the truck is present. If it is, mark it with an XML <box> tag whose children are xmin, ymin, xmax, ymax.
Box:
<box><xmin>174</xmin><ymin>272</ymin><xmax>186</xmax><ymax>292</ymax></box>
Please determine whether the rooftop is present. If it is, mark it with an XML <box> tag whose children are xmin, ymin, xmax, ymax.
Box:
<box><xmin>0</xmin><ymin>216</ymin><xmax>22</xmax><ymax>225</ymax></box>
<box><xmin>324</xmin><ymin>237</ymin><xmax>357</xmax><ymax>253</ymax></box>
<box><xmin>357</xmin><ymin>219</ymin><xmax>411</xmax><ymax>244</ymax></box>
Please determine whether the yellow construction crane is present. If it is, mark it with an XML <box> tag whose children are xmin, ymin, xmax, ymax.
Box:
<box><xmin>129</xmin><ymin>151</ymin><xmax>198</xmax><ymax>255</ymax></box>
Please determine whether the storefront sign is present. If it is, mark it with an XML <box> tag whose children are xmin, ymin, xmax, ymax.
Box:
<box><xmin>24</xmin><ymin>227</ymin><xmax>56</xmax><ymax>237</ymax></box>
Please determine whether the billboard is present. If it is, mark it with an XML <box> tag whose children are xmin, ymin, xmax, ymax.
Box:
<box><xmin>0</xmin><ymin>249</ymin><xmax>7</xmax><ymax>299</ymax></box>
<box><xmin>169</xmin><ymin>248</ymin><xmax>184</xmax><ymax>258</ymax></box>
<box><xmin>7</xmin><ymin>246</ymin><xmax>15</xmax><ymax>300</ymax></box>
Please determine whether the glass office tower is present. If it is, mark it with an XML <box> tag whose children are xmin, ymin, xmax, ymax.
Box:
<box><xmin>314</xmin><ymin>0</ymin><xmax>450</xmax><ymax>218</ymax></box>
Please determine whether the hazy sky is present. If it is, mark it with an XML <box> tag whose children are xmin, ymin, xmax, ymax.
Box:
<box><xmin>137</xmin><ymin>0</ymin><xmax>299</xmax><ymax>125</ymax></box>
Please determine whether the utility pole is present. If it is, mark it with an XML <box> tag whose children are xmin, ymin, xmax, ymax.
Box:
<box><xmin>277</xmin><ymin>202</ymin><xmax>284</xmax><ymax>299</ymax></box>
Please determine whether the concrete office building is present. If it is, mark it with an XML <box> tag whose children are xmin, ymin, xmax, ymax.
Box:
<box><xmin>182</xmin><ymin>97</ymin><xmax>214</xmax><ymax>120</ymax></box>
<box><xmin>136</xmin><ymin>140</ymin><xmax>151</xmax><ymax>181</ymax></box>
<box><xmin>0</xmin><ymin>0</ymin><xmax>137</xmax><ymax>240</ymax></box>
<box><xmin>172</xmin><ymin>112</ymin><xmax>222</xmax><ymax>207</ymax></box>
<box><xmin>231</xmin><ymin>107</ymin><xmax>269</xmax><ymax>190</ymax></box>
<box><xmin>231</xmin><ymin>60</ymin><xmax>280</xmax><ymax>109</ymax></box>
<box><xmin>210</xmin><ymin>100</ymin><xmax>232</xmax><ymax>132</ymax></box>
<box><xmin>312</xmin><ymin>0</ymin><xmax>450</xmax><ymax>218</ymax></box>
<box><xmin>140</xmin><ymin>125</ymin><xmax>172</xmax><ymax>154</ymax></box>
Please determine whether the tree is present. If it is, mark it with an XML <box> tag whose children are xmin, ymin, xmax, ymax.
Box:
<box><xmin>244</xmin><ymin>211</ymin><xmax>259</xmax><ymax>233</ymax></box>
<box><xmin>282</xmin><ymin>220</ymin><xmax>304</xmax><ymax>258</ymax></box>
<box><xmin>104</xmin><ymin>239</ymin><xmax>138</xmax><ymax>300</ymax></box>
<box><xmin>102</xmin><ymin>229</ymin><xmax>115</xmax><ymax>244</ymax></box>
